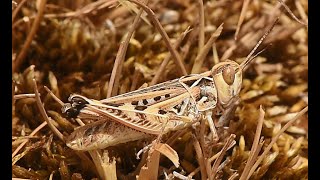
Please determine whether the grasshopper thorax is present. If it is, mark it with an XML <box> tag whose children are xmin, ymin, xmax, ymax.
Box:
<box><xmin>211</xmin><ymin>60</ymin><xmax>242</xmax><ymax>106</ymax></box>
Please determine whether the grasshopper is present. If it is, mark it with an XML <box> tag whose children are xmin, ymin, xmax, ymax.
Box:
<box><xmin>61</xmin><ymin>20</ymin><xmax>278</xmax><ymax>151</ymax></box>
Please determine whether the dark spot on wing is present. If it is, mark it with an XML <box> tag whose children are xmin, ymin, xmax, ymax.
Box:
<box><xmin>131</xmin><ymin>101</ymin><xmax>138</xmax><ymax>105</ymax></box>
<box><xmin>135</xmin><ymin>106</ymin><xmax>147</xmax><ymax>111</ymax></box>
<box><xmin>104</xmin><ymin>103</ymin><xmax>121</xmax><ymax>107</ymax></box>
<box><xmin>154</xmin><ymin>96</ymin><xmax>161</xmax><ymax>101</ymax></box>
<box><xmin>165</xmin><ymin>94</ymin><xmax>170</xmax><ymax>98</ymax></box>
<box><xmin>143</xmin><ymin>99</ymin><xmax>148</xmax><ymax>105</ymax></box>
<box><xmin>174</xmin><ymin>104</ymin><xmax>182</xmax><ymax>113</ymax></box>
<box><xmin>158</xmin><ymin>109</ymin><xmax>167</xmax><ymax>114</ymax></box>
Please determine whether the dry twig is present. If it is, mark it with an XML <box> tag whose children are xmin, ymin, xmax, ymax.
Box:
<box><xmin>128</xmin><ymin>0</ymin><xmax>188</xmax><ymax>75</ymax></box>
<box><xmin>247</xmin><ymin>106</ymin><xmax>308</xmax><ymax>178</ymax></box>
<box><xmin>13</xmin><ymin>0</ymin><xmax>47</xmax><ymax>73</ymax></box>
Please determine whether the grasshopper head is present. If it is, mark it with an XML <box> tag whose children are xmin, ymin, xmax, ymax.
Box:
<box><xmin>211</xmin><ymin>60</ymin><xmax>242</xmax><ymax>106</ymax></box>
<box><xmin>209</xmin><ymin>17</ymin><xmax>279</xmax><ymax>106</ymax></box>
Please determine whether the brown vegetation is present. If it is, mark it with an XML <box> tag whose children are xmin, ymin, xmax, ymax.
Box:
<box><xmin>12</xmin><ymin>0</ymin><xmax>308</xmax><ymax>179</ymax></box>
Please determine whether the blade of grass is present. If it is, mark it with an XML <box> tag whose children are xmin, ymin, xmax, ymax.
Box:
<box><xmin>239</xmin><ymin>106</ymin><xmax>265</xmax><ymax>180</ymax></box>
<box><xmin>247</xmin><ymin>106</ymin><xmax>308</xmax><ymax>178</ymax></box>
<box><xmin>13</xmin><ymin>0</ymin><xmax>47</xmax><ymax>73</ymax></box>
<box><xmin>191</xmin><ymin>23</ymin><xmax>223</xmax><ymax>74</ymax></box>
<box><xmin>12</xmin><ymin>0</ymin><xmax>28</xmax><ymax>22</ymax></box>
<box><xmin>192</xmin><ymin>135</ymin><xmax>207</xmax><ymax>180</ymax></box>
<box><xmin>14</xmin><ymin>94</ymin><xmax>36</xmax><ymax>100</ymax></box>
<box><xmin>295</xmin><ymin>0</ymin><xmax>308</xmax><ymax>24</ymax></box>
<box><xmin>211</xmin><ymin>134</ymin><xmax>236</xmax><ymax>177</ymax></box>
<box><xmin>107</xmin><ymin>0</ymin><xmax>149</xmax><ymax>97</ymax></box>
<box><xmin>12</xmin><ymin>122</ymin><xmax>47</xmax><ymax>160</ymax></box>
<box><xmin>150</xmin><ymin>27</ymin><xmax>191</xmax><ymax>85</ymax></box>
<box><xmin>138</xmin><ymin>147</ymin><xmax>160</xmax><ymax>180</ymax></box>
<box><xmin>128</xmin><ymin>0</ymin><xmax>188</xmax><ymax>76</ymax></box>
<box><xmin>33</xmin><ymin>79</ymin><xmax>65</xmax><ymax>141</ymax></box>
<box><xmin>197</xmin><ymin>0</ymin><xmax>205</xmax><ymax>54</ymax></box>
<box><xmin>187</xmin><ymin>136</ymin><xmax>236</xmax><ymax>178</ymax></box>
<box><xmin>235</xmin><ymin>0</ymin><xmax>251</xmax><ymax>40</ymax></box>
<box><xmin>278</xmin><ymin>0</ymin><xmax>307</xmax><ymax>26</ymax></box>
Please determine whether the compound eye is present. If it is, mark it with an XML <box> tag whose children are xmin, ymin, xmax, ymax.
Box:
<box><xmin>222</xmin><ymin>66</ymin><xmax>235</xmax><ymax>85</ymax></box>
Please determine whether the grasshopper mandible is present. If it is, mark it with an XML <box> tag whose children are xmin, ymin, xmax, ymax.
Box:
<box><xmin>61</xmin><ymin>20</ymin><xmax>278</xmax><ymax>151</ymax></box>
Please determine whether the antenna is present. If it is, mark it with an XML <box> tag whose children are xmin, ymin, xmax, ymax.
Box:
<box><xmin>240</xmin><ymin>17</ymin><xmax>280</xmax><ymax>70</ymax></box>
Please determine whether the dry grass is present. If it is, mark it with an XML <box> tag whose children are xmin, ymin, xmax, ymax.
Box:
<box><xmin>12</xmin><ymin>0</ymin><xmax>308</xmax><ymax>179</ymax></box>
